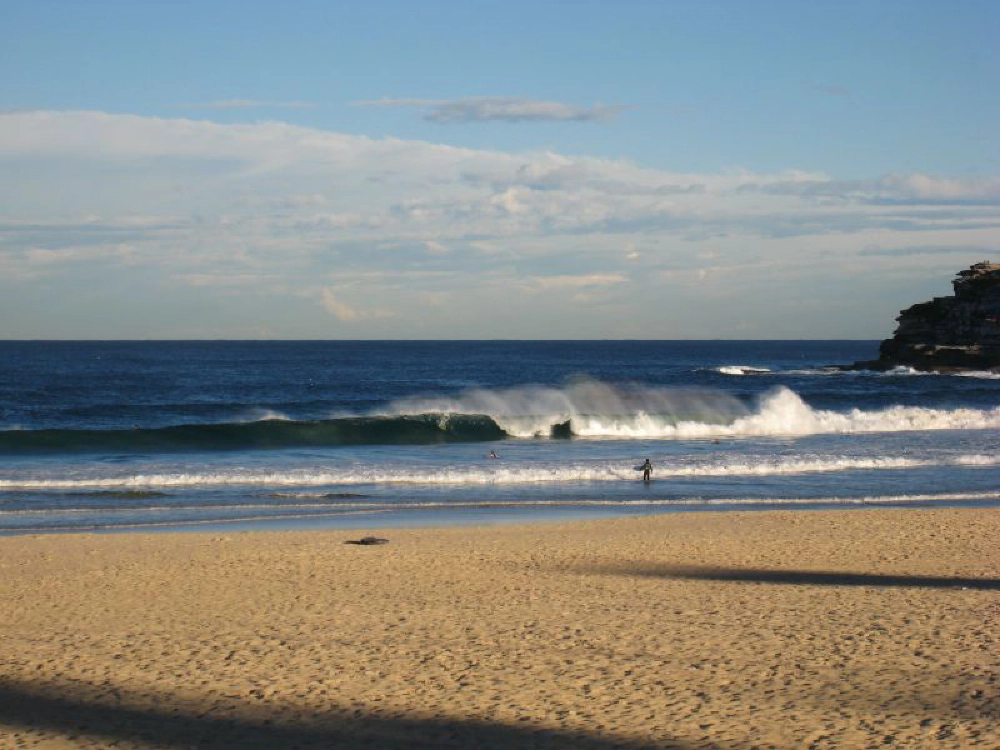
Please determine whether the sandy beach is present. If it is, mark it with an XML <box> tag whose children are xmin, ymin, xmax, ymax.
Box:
<box><xmin>1</xmin><ymin>508</ymin><xmax>998</xmax><ymax>749</ymax></box>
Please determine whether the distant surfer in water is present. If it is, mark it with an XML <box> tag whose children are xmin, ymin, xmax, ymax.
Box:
<box><xmin>489</xmin><ymin>450</ymin><xmax>499</xmax><ymax>460</ymax></box>
<box><xmin>641</xmin><ymin>459</ymin><xmax>652</xmax><ymax>482</ymax></box>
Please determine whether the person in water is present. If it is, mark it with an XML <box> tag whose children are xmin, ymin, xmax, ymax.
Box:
<box><xmin>488</xmin><ymin>450</ymin><xmax>499</xmax><ymax>460</ymax></box>
<box><xmin>641</xmin><ymin>458</ymin><xmax>652</xmax><ymax>481</ymax></box>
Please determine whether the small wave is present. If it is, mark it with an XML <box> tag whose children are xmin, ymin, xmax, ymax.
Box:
<box><xmin>0</xmin><ymin>501</ymin><xmax>386</xmax><ymax>516</ymax></box>
<box><xmin>2</xmin><ymin>454</ymin><xmax>995</xmax><ymax>491</ymax></box>
<box><xmin>781</xmin><ymin>366</ymin><xmax>996</xmax><ymax>378</ymax></box>
<box><xmin>66</xmin><ymin>490</ymin><xmax>171</xmax><ymax>499</ymax></box>
<box><xmin>955</xmin><ymin>454</ymin><xmax>1000</xmax><ymax>465</ymax></box>
<box><xmin>243</xmin><ymin>409</ymin><xmax>292</xmax><ymax>422</ymax></box>
<box><xmin>263</xmin><ymin>491</ymin><xmax>371</xmax><ymax>500</ymax></box>
<box><xmin>886</xmin><ymin>365</ymin><xmax>933</xmax><ymax>376</ymax></box>
<box><xmin>715</xmin><ymin>365</ymin><xmax>772</xmax><ymax>376</ymax></box>
<box><xmin>954</xmin><ymin>370</ymin><xmax>1000</xmax><ymax>380</ymax></box>
<box><xmin>779</xmin><ymin>366</ymin><xmax>932</xmax><ymax>377</ymax></box>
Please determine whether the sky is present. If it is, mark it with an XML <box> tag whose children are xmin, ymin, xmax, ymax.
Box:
<box><xmin>1</xmin><ymin>0</ymin><xmax>998</xmax><ymax>339</ymax></box>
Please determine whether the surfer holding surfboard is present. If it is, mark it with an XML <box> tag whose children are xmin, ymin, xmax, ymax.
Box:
<box><xmin>637</xmin><ymin>458</ymin><xmax>652</xmax><ymax>481</ymax></box>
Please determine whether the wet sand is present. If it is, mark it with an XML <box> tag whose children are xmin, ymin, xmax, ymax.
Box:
<box><xmin>1</xmin><ymin>507</ymin><xmax>998</xmax><ymax>749</ymax></box>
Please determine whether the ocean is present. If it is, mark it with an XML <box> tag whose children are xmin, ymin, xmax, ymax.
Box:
<box><xmin>1</xmin><ymin>340</ymin><xmax>998</xmax><ymax>534</ymax></box>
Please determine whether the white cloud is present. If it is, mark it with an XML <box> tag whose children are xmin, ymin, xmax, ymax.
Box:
<box><xmin>858</xmin><ymin>244</ymin><xmax>994</xmax><ymax>257</ymax></box>
<box><xmin>355</xmin><ymin>97</ymin><xmax>625</xmax><ymax>123</ymax></box>
<box><xmin>0</xmin><ymin>110</ymin><xmax>997</xmax><ymax>337</ymax></box>
<box><xmin>423</xmin><ymin>240</ymin><xmax>449</xmax><ymax>255</ymax></box>
<box><xmin>172</xmin><ymin>273</ymin><xmax>264</xmax><ymax>287</ymax></box>
<box><xmin>320</xmin><ymin>288</ymin><xmax>393</xmax><ymax>322</ymax></box>
<box><xmin>526</xmin><ymin>274</ymin><xmax>627</xmax><ymax>290</ymax></box>
<box><xmin>420</xmin><ymin>291</ymin><xmax>449</xmax><ymax>307</ymax></box>
<box><xmin>752</xmin><ymin>173</ymin><xmax>1000</xmax><ymax>204</ymax></box>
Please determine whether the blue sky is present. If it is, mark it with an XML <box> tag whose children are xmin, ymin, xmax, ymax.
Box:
<box><xmin>1</xmin><ymin>0</ymin><xmax>998</xmax><ymax>338</ymax></box>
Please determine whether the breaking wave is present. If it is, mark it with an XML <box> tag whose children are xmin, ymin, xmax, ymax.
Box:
<box><xmin>2</xmin><ymin>381</ymin><xmax>999</xmax><ymax>454</ymax></box>
<box><xmin>385</xmin><ymin>382</ymin><xmax>1000</xmax><ymax>438</ymax></box>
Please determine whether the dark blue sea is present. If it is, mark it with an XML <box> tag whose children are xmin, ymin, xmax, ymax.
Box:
<box><xmin>1</xmin><ymin>341</ymin><xmax>998</xmax><ymax>534</ymax></box>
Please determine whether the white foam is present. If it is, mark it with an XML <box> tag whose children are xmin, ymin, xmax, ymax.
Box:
<box><xmin>2</xmin><ymin>453</ymin><xmax>996</xmax><ymax>490</ymax></box>
<box><xmin>886</xmin><ymin>365</ymin><xmax>933</xmax><ymax>376</ymax></box>
<box><xmin>780</xmin><ymin>366</ymin><xmax>998</xmax><ymax>379</ymax></box>
<box><xmin>716</xmin><ymin>365</ymin><xmax>771</xmax><ymax>376</ymax></box>
<box><xmin>680</xmin><ymin>387</ymin><xmax>1000</xmax><ymax>438</ymax></box>
<box><xmin>954</xmin><ymin>454</ymin><xmax>1000</xmax><ymax>465</ymax></box>
<box><xmin>954</xmin><ymin>370</ymin><xmax>1000</xmax><ymax>380</ymax></box>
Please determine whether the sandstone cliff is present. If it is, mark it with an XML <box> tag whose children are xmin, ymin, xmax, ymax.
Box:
<box><xmin>852</xmin><ymin>261</ymin><xmax>1000</xmax><ymax>372</ymax></box>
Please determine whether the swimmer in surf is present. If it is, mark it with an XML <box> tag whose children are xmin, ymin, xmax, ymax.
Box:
<box><xmin>641</xmin><ymin>459</ymin><xmax>652</xmax><ymax>481</ymax></box>
<box><xmin>489</xmin><ymin>450</ymin><xmax>499</xmax><ymax>460</ymax></box>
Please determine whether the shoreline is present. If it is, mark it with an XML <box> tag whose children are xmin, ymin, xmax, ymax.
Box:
<box><xmin>4</xmin><ymin>492</ymin><xmax>1000</xmax><ymax>537</ymax></box>
<box><xmin>2</xmin><ymin>507</ymin><xmax>999</xmax><ymax>748</ymax></box>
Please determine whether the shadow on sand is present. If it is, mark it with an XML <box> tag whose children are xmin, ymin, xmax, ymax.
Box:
<box><xmin>587</xmin><ymin>565</ymin><xmax>1000</xmax><ymax>590</ymax></box>
<box><xmin>0</xmin><ymin>677</ymin><xmax>703</xmax><ymax>750</ymax></box>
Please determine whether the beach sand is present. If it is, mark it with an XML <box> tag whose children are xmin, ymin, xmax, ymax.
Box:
<box><xmin>1</xmin><ymin>508</ymin><xmax>998</xmax><ymax>749</ymax></box>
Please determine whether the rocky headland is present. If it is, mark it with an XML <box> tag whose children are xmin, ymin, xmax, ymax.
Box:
<box><xmin>848</xmin><ymin>261</ymin><xmax>1000</xmax><ymax>372</ymax></box>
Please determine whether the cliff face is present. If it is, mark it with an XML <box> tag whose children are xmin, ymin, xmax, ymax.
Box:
<box><xmin>863</xmin><ymin>262</ymin><xmax>1000</xmax><ymax>371</ymax></box>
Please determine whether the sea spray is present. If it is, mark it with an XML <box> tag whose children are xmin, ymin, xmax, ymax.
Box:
<box><xmin>382</xmin><ymin>379</ymin><xmax>748</xmax><ymax>438</ymax></box>
<box><xmin>389</xmin><ymin>382</ymin><xmax>1000</xmax><ymax>438</ymax></box>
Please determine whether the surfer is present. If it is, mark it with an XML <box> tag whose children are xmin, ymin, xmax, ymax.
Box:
<box><xmin>489</xmin><ymin>450</ymin><xmax>499</xmax><ymax>460</ymax></box>
<box><xmin>641</xmin><ymin>458</ymin><xmax>652</xmax><ymax>482</ymax></box>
